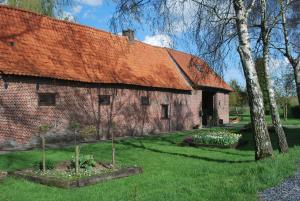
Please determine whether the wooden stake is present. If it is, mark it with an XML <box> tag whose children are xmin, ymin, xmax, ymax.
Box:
<box><xmin>42</xmin><ymin>136</ymin><xmax>46</xmax><ymax>173</ymax></box>
<box><xmin>75</xmin><ymin>145</ymin><xmax>80</xmax><ymax>175</ymax></box>
<box><xmin>112</xmin><ymin>147</ymin><xmax>115</xmax><ymax>169</ymax></box>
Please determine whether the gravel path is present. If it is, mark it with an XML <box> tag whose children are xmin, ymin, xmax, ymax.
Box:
<box><xmin>260</xmin><ymin>163</ymin><xmax>300</xmax><ymax>201</ymax></box>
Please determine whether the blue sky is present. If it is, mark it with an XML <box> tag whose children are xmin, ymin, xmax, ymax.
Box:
<box><xmin>64</xmin><ymin>0</ymin><xmax>246</xmax><ymax>86</ymax></box>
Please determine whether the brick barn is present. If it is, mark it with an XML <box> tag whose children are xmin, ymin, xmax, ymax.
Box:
<box><xmin>0</xmin><ymin>6</ymin><xmax>233</xmax><ymax>150</ymax></box>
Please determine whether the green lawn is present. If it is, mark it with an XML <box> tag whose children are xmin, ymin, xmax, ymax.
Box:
<box><xmin>231</xmin><ymin>113</ymin><xmax>300</xmax><ymax>126</ymax></box>
<box><xmin>1</xmin><ymin>127</ymin><xmax>300</xmax><ymax>201</ymax></box>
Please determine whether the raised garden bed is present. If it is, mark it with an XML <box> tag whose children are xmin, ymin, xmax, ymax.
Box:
<box><xmin>181</xmin><ymin>129</ymin><xmax>245</xmax><ymax>149</ymax></box>
<box><xmin>0</xmin><ymin>171</ymin><xmax>7</xmax><ymax>182</ymax></box>
<box><xmin>180</xmin><ymin>139</ymin><xmax>248</xmax><ymax>149</ymax></box>
<box><xmin>9</xmin><ymin>161</ymin><xmax>142</xmax><ymax>189</ymax></box>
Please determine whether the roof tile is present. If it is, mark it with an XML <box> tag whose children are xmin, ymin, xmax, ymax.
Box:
<box><xmin>0</xmin><ymin>6</ymin><xmax>191</xmax><ymax>91</ymax></box>
<box><xmin>168</xmin><ymin>49</ymin><xmax>233</xmax><ymax>91</ymax></box>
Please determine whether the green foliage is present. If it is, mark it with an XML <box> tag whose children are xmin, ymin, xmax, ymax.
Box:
<box><xmin>229</xmin><ymin>79</ymin><xmax>248</xmax><ymax>114</ymax></box>
<box><xmin>71</xmin><ymin>155</ymin><xmax>96</xmax><ymax>171</ymax></box>
<box><xmin>34</xmin><ymin>160</ymin><xmax>55</xmax><ymax>171</ymax></box>
<box><xmin>38</xmin><ymin>124</ymin><xmax>51</xmax><ymax>135</ymax></box>
<box><xmin>7</xmin><ymin>0</ymin><xmax>56</xmax><ymax>16</ymax></box>
<box><xmin>79</xmin><ymin>125</ymin><xmax>97</xmax><ymax>140</ymax></box>
<box><xmin>69</xmin><ymin>121</ymin><xmax>81</xmax><ymax>132</ymax></box>
<box><xmin>289</xmin><ymin>105</ymin><xmax>300</xmax><ymax>118</ymax></box>
<box><xmin>192</xmin><ymin>129</ymin><xmax>241</xmax><ymax>146</ymax></box>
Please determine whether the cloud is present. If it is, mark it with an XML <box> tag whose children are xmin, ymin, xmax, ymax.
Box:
<box><xmin>143</xmin><ymin>34</ymin><xmax>173</xmax><ymax>48</ymax></box>
<box><xmin>78</xmin><ymin>0</ymin><xmax>103</xmax><ymax>6</ymax></box>
<box><xmin>58</xmin><ymin>11</ymin><xmax>76</xmax><ymax>22</ymax></box>
<box><xmin>72</xmin><ymin>5</ymin><xmax>82</xmax><ymax>14</ymax></box>
<box><xmin>0</xmin><ymin>0</ymin><xmax>7</xmax><ymax>4</ymax></box>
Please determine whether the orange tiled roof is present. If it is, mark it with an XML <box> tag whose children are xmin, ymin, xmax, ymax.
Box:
<box><xmin>0</xmin><ymin>6</ymin><xmax>191</xmax><ymax>91</ymax></box>
<box><xmin>168</xmin><ymin>49</ymin><xmax>233</xmax><ymax>92</ymax></box>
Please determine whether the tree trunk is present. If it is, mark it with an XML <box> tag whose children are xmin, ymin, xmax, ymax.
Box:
<box><xmin>233</xmin><ymin>0</ymin><xmax>273</xmax><ymax>160</ymax></box>
<box><xmin>261</xmin><ymin>0</ymin><xmax>288</xmax><ymax>153</ymax></box>
<box><xmin>284</xmin><ymin>100</ymin><xmax>288</xmax><ymax>121</ymax></box>
<box><xmin>109</xmin><ymin>89</ymin><xmax>116</xmax><ymax>169</ymax></box>
<box><xmin>293</xmin><ymin>59</ymin><xmax>300</xmax><ymax>106</ymax></box>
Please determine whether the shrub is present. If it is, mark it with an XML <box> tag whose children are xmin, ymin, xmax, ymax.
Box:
<box><xmin>71</xmin><ymin>154</ymin><xmax>96</xmax><ymax>171</ymax></box>
<box><xmin>34</xmin><ymin>160</ymin><xmax>55</xmax><ymax>171</ymax></box>
<box><xmin>289</xmin><ymin>106</ymin><xmax>300</xmax><ymax>118</ymax></box>
<box><xmin>186</xmin><ymin>129</ymin><xmax>242</xmax><ymax>146</ymax></box>
<box><xmin>79</xmin><ymin>125</ymin><xmax>97</xmax><ymax>140</ymax></box>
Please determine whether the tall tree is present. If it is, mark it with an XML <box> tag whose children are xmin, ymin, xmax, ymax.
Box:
<box><xmin>277</xmin><ymin>0</ymin><xmax>300</xmax><ymax>106</ymax></box>
<box><xmin>111</xmin><ymin>0</ymin><xmax>274</xmax><ymax>160</ymax></box>
<box><xmin>5</xmin><ymin>0</ymin><xmax>71</xmax><ymax>18</ymax></box>
<box><xmin>273</xmin><ymin>65</ymin><xmax>297</xmax><ymax>121</ymax></box>
<box><xmin>233</xmin><ymin>0</ymin><xmax>273</xmax><ymax>159</ymax></box>
<box><xmin>259</xmin><ymin>0</ymin><xmax>288</xmax><ymax>153</ymax></box>
<box><xmin>229</xmin><ymin>79</ymin><xmax>248</xmax><ymax>116</ymax></box>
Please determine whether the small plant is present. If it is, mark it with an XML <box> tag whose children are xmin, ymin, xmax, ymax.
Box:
<box><xmin>79</xmin><ymin>125</ymin><xmax>97</xmax><ymax>140</ymax></box>
<box><xmin>71</xmin><ymin>154</ymin><xmax>96</xmax><ymax>172</ymax></box>
<box><xmin>0</xmin><ymin>171</ymin><xmax>7</xmax><ymax>182</ymax></box>
<box><xmin>38</xmin><ymin>124</ymin><xmax>52</xmax><ymax>173</ymax></box>
<box><xmin>69</xmin><ymin>121</ymin><xmax>81</xmax><ymax>174</ymax></box>
<box><xmin>34</xmin><ymin>160</ymin><xmax>55</xmax><ymax>171</ymax></box>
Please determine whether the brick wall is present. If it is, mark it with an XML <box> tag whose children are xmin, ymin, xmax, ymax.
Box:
<box><xmin>0</xmin><ymin>76</ymin><xmax>229</xmax><ymax>150</ymax></box>
<box><xmin>0</xmin><ymin>76</ymin><xmax>205</xmax><ymax>149</ymax></box>
<box><xmin>215</xmin><ymin>92</ymin><xmax>229</xmax><ymax>124</ymax></box>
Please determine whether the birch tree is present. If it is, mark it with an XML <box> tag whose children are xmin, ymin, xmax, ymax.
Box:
<box><xmin>258</xmin><ymin>0</ymin><xmax>288</xmax><ymax>153</ymax></box>
<box><xmin>277</xmin><ymin>0</ymin><xmax>300</xmax><ymax>106</ymax></box>
<box><xmin>273</xmin><ymin>65</ymin><xmax>296</xmax><ymax>121</ymax></box>
<box><xmin>111</xmin><ymin>0</ymin><xmax>273</xmax><ymax>160</ymax></box>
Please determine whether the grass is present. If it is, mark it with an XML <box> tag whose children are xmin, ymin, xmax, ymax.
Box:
<box><xmin>230</xmin><ymin>113</ymin><xmax>300</xmax><ymax>126</ymax></box>
<box><xmin>0</xmin><ymin>126</ymin><xmax>300</xmax><ymax>201</ymax></box>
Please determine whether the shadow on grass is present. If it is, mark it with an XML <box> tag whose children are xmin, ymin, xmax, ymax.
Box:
<box><xmin>236</xmin><ymin>127</ymin><xmax>300</xmax><ymax>151</ymax></box>
<box><xmin>118</xmin><ymin>140</ymin><xmax>254</xmax><ymax>164</ymax></box>
<box><xmin>146</xmin><ymin>135</ymin><xmax>254</xmax><ymax>157</ymax></box>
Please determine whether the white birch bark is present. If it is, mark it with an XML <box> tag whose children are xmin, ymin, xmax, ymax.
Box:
<box><xmin>233</xmin><ymin>0</ymin><xmax>273</xmax><ymax>160</ymax></box>
<box><xmin>261</xmin><ymin>0</ymin><xmax>288</xmax><ymax>153</ymax></box>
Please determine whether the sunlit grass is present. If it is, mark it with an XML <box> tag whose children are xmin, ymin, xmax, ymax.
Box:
<box><xmin>0</xmin><ymin>127</ymin><xmax>299</xmax><ymax>201</ymax></box>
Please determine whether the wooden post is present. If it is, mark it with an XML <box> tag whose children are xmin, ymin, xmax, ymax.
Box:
<box><xmin>75</xmin><ymin>145</ymin><xmax>80</xmax><ymax>175</ymax></box>
<box><xmin>112</xmin><ymin>146</ymin><xmax>115</xmax><ymax>169</ymax></box>
<box><xmin>42</xmin><ymin>136</ymin><xmax>46</xmax><ymax>173</ymax></box>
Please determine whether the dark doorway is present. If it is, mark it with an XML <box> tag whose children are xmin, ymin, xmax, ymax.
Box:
<box><xmin>202</xmin><ymin>91</ymin><xmax>215</xmax><ymax>126</ymax></box>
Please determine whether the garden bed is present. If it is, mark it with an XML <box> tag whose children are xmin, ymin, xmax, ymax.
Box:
<box><xmin>9</xmin><ymin>161</ymin><xmax>142</xmax><ymax>189</ymax></box>
<box><xmin>181</xmin><ymin>129</ymin><xmax>245</xmax><ymax>149</ymax></box>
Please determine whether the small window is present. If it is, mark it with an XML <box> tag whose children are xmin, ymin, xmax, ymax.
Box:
<box><xmin>99</xmin><ymin>95</ymin><xmax>111</xmax><ymax>105</ymax></box>
<box><xmin>38</xmin><ymin>93</ymin><xmax>56</xmax><ymax>106</ymax></box>
<box><xmin>4</xmin><ymin>82</ymin><xmax>8</xmax><ymax>89</ymax></box>
<box><xmin>161</xmin><ymin>104</ymin><xmax>169</xmax><ymax>119</ymax></box>
<box><xmin>141</xmin><ymin>96</ymin><xmax>150</xmax><ymax>105</ymax></box>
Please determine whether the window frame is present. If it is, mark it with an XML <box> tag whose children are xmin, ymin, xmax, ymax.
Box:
<box><xmin>161</xmin><ymin>104</ymin><xmax>169</xmax><ymax>119</ymax></box>
<box><xmin>99</xmin><ymin>95</ymin><xmax>111</xmax><ymax>105</ymax></box>
<box><xmin>141</xmin><ymin>96</ymin><xmax>150</xmax><ymax>106</ymax></box>
<box><xmin>38</xmin><ymin>93</ymin><xmax>57</xmax><ymax>106</ymax></box>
